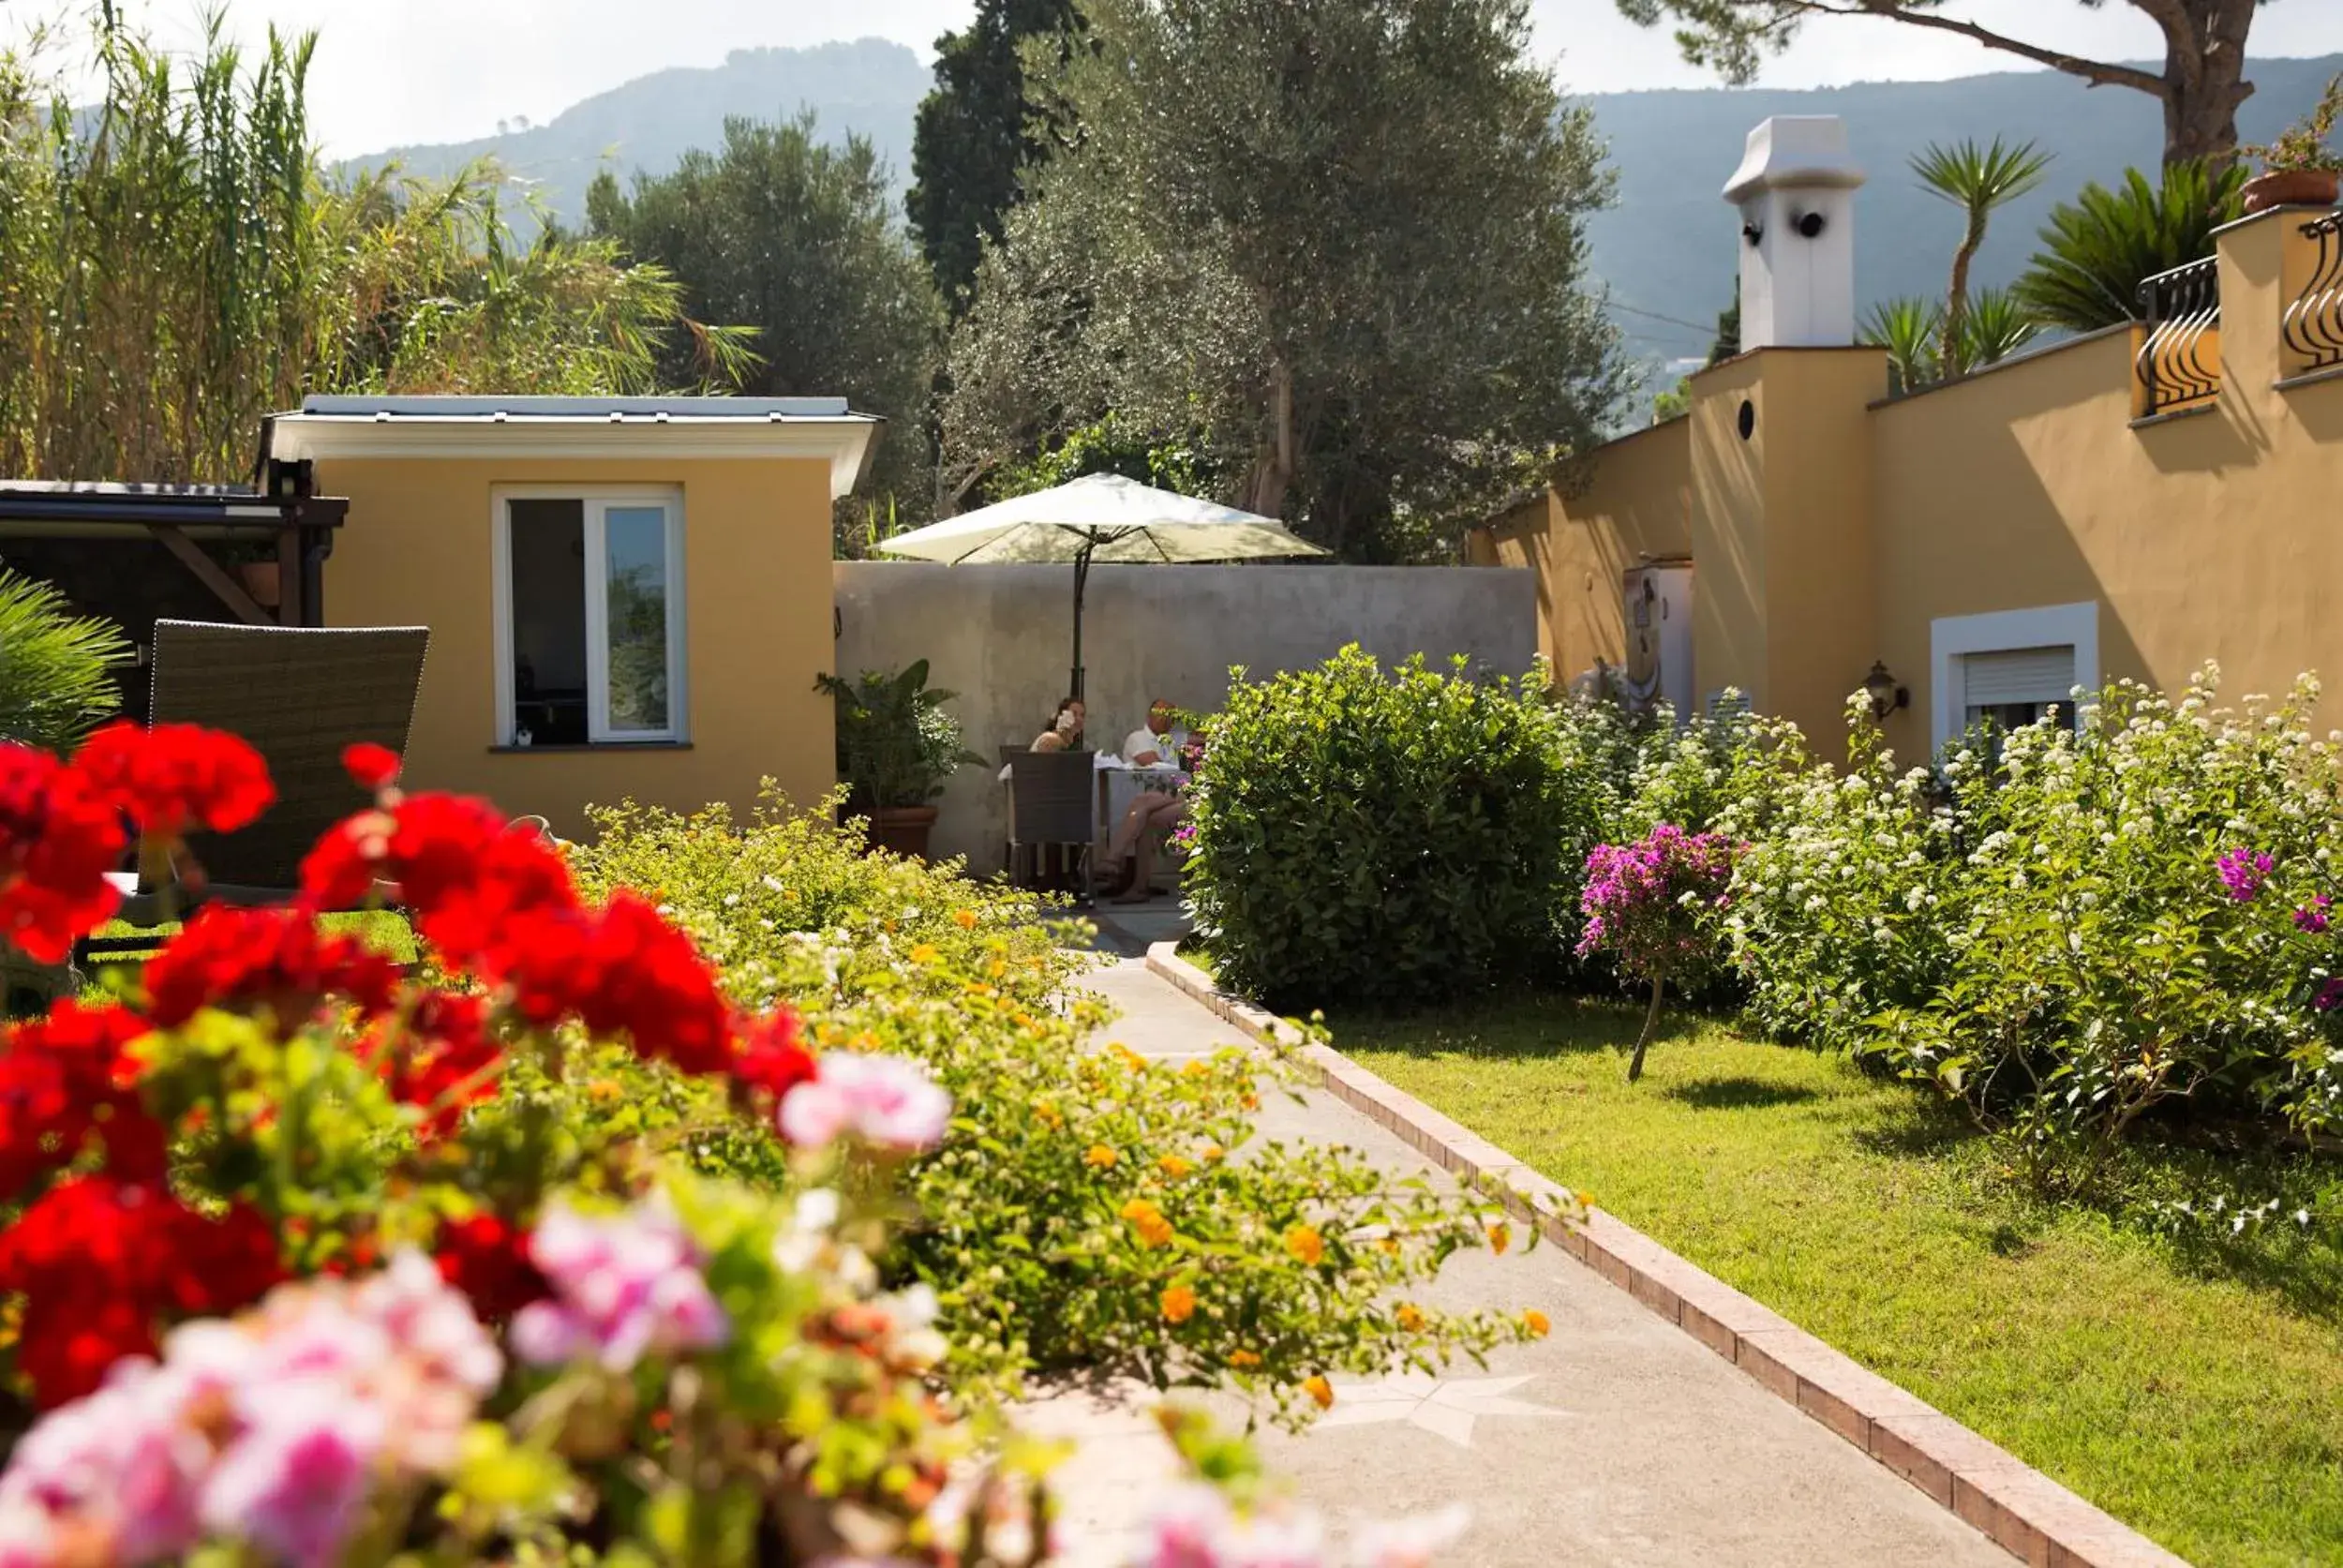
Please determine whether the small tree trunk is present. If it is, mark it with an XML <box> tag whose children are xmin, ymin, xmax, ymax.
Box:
<box><xmin>1941</xmin><ymin>236</ymin><xmax>1978</xmax><ymax>380</ymax></box>
<box><xmin>1246</xmin><ymin>357</ymin><xmax>1296</xmax><ymax>519</ymax></box>
<box><xmin>1628</xmin><ymin>968</ymin><xmax>1665</xmax><ymax>1083</ymax></box>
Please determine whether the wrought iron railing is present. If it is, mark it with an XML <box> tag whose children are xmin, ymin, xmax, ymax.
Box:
<box><xmin>2134</xmin><ymin>256</ymin><xmax>2222</xmax><ymax>417</ymax></box>
<box><xmin>2283</xmin><ymin>210</ymin><xmax>2343</xmax><ymax>381</ymax></box>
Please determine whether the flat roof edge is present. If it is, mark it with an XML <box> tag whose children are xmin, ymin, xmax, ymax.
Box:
<box><xmin>292</xmin><ymin>395</ymin><xmax>867</xmax><ymax>420</ymax></box>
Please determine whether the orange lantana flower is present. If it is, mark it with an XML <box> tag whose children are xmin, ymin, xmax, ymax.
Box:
<box><xmin>1121</xmin><ymin>1199</ymin><xmax>1174</xmax><ymax>1248</ymax></box>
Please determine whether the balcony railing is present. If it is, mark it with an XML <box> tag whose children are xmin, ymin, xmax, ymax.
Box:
<box><xmin>2282</xmin><ymin>210</ymin><xmax>2343</xmax><ymax>382</ymax></box>
<box><xmin>2134</xmin><ymin>256</ymin><xmax>2222</xmax><ymax>418</ymax></box>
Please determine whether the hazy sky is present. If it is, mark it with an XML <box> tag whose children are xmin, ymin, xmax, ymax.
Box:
<box><xmin>7</xmin><ymin>0</ymin><xmax>2342</xmax><ymax>157</ymax></box>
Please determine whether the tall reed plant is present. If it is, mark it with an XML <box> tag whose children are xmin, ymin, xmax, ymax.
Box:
<box><xmin>0</xmin><ymin>10</ymin><xmax>755</xmax><ymax>485</ymax></box>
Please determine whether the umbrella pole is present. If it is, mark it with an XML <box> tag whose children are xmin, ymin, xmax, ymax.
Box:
<box><xmin>1070</xmin><ymin>539</ymin><xmax>1094</xmax><ymax>700</ymax></box>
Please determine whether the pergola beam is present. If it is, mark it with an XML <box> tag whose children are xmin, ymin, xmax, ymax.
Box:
<box><xmin>145</xmin><ymin>523</ymin><xmax>274</xmax><ymax>627</ymax></box>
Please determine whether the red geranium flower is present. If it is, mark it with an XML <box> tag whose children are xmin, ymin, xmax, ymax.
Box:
<box><xmin>376</xmin><ymin>991</ymin><xmax>503</xmax><ymax>1138</ymax></box>
<box><xmin>0</xmin><ymin>743</ymin><xmax>127</xmax><ymax>963</ymax></box>
<box><xmin>70</xmin><ymin>722</ymin><xmax>275</xmax><ymax>839</ymax></box>
<box><xmin>528</xmin><ymin>892</ymin><xmax>733</xmax><ymax>1078</ymax></box>
<box><xmin>142</xmin><ymin>904</ymin><xmax>401</xmax><ymax>1031</ymax></box>
<box><xmin>0</xmin><ymin>1178</ymin><xmax>280</xmax><ymax>1406</ymax></box>
<box><xmin>435</xmin><ymin>1211</ymin><xmax>546</xmax><ymax>1322</ymax></box>
<box><xmin>341</xmin><ymin>742</ymin><xmax>402</xmax><ymax>791</ymax></box>
<box><xmin>733</xmin><ymin>1008</ymin><xmax>816</xmax><ymax>1102</ymax></box>
<box><xmin>0</xmin><ymin>1000</ymin><xmax>165</xmax><ymax>1200</ymax></box>
<box><xmin>301</xmin><ymin>791</ymin><xmax>575</xmax><ymax>947</ymax></box>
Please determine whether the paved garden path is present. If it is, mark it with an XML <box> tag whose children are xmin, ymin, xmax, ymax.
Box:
<box><xmin>1031</xmin><ymin>957</ymin><xmax>2009</xmax><ymax>1568</ymax></box>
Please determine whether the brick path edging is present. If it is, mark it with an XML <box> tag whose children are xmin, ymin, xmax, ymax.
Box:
<box><xmin>1141</xmin><ymin>943</ymin><xmax>2192</xmax><ymax>1568</ymax></box>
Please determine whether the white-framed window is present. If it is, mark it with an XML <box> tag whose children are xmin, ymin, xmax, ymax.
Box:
<box><xmin>492</xmin><ymin>487</ymin><xmax>687</xmax><ymax>747</ymax></box>
<box><xmin>1929</xmin><ymin>601</ymin><xmax>2097</xmax><ymax>752</ymax></box>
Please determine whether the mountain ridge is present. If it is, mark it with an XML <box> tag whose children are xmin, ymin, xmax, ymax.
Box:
<box><xmin>347</xmin><ymin>39</ymin><xmax>2343</xmax><ymax>371</ymax></box>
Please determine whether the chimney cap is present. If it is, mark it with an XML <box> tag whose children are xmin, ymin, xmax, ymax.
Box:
<box><xmin>1723</xmin><ymin>115</ymin><xmax>1865</xmax><ymax>204</ymax></box>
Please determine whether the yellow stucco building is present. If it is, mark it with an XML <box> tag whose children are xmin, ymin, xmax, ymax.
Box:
<box><xmin>1473</xmin><ymin>117</ymin><xmax>2343</xmax><ymax>762</ymax></box>
<box><xmin>264</xmin><ymin>397</ymin><xmax>881</xmax><ymax>835</ymax></box>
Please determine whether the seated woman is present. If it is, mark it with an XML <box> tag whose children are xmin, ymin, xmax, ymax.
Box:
<box><xmin>1013</xmin><ymin>697</ymin><xmax>1086</xmax><ymax>893</ymax></box>
<box><xmin>1032</xmin><ymin>696</ymin><xmax>1085</xmax><ymax>753</ymax></box>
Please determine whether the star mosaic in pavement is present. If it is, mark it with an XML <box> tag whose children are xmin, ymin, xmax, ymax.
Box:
<box><xmin>1312</xmin><ymin>1373</ymin><xmax>1562</xmax><ymax>1449</ymax></box>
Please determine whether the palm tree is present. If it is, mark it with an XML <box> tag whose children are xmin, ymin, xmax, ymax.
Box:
<box><xmin>0</xmin><ymin>570</ymin><xmax>133</xmax><ymax>753</ymax></box>
<box><xmin>1960</xmin><ymin>287</ymin><xmax>2042</xmax><ymax>369</ymax></box>
<box><xmin>2014</xmin><ymin>163</ymin><xmax>2249</xmax><ymax>334</ymax></box>
<box><xmin>1911</xmin><ymin>139</ymin><xmax>2054</xmax><ymax>379</ymax></box>
<box><xmin>1860</xmin><ymin>297</ymin><xmax>1944</xmax><ymax>397</ymax></box>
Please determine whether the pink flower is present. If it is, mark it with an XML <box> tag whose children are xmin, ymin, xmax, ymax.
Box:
<box><xmin>0</xmin><ymin>1255</ymin><xmax>499</xmax><ymax>1565</ymax></box>
<box><xmin>354</xmin><ymin>1249</ymin><xmax>502</xmax><ymax>1396</ymax></box>
<box><xmin>2216</xmin><ymin>847</ymin><xmax>2274</xmax><ymax>903</ymax></box>
<box><xmin>512</xmin><ymin>1198</ymin><xmax>729</xmax><ymax>1372</ymax></box>
<box><xmin>2296</xmin><ymin>897</ymin><xmax>2333</xmax><ymax>934</ymax></box>
<box><xmin>1351</xmin><ymin>1504</ymin><xmax>1472</xmax><ymax>1567</ymax></box>
<box><xmin>1237</xmin><ymin>1509</ymin><xmax>1329</xmax><ymax>1568</ymax></box>
<box><xmin>2317</xmin><ymin>978</ymin><xmax>2343</xmax><ymax>1012</ymax></box>
<box><xmin>780</xmin><ymin>1053</ymin><xmax>953</xmax><ymax>1154</ymax></box>
<box><xmin>1139</xmin><ymin>1484</ymin><xmax>1242</xmax><ymax>1568</ymax></box>
<box><xmin>0</xmin><ymin>1363</ymin><xmax>208</xmax><ymax>1563</ymax></box>
<box><xmin>0</xmin><ymin>1494</ymin><xmax>56</xmax><ymax>1568</ymax></box>
<box><xmin>201</xmin><ymin>1381</ymin><xmax>384</xmax><ymax>1568</ymax></box>
<box><xmin>1576</xmin><ymin>824</ymin><xmax>1738</xmax><ymax>972</ymax></box>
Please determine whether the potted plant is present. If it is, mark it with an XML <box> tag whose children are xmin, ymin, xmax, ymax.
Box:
<box><xmin>2239</xmin><ymin>73</ymin><xmax>2343</xmax><ymax>214</ymax></box>
<box><xmin>813</xmin><ymin>660</ymin><xmax>981</xmax><ymax>859</ymax></box>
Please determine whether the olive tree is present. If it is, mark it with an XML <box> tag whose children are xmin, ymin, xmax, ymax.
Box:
<box><xmin>942</xmin><ymin>0</ymin><xmax>1624</xmax><ymax>561</ymax></box>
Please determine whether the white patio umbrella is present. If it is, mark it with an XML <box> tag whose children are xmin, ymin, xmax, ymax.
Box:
<box><xmin>877</xmin><ymin>472</ymin><xmax>1326</xmax><ymax>698</ymax></box>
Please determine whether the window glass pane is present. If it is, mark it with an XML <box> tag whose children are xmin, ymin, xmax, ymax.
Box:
<box><xmin>604</xmin><ymin>505</ymin><xmax>671</xmax><ymax>733</ymax></box>
<box><xmin>508</xmin><ymin>500</ymin><xmax>588</xmax><ymax>745</ymax></box>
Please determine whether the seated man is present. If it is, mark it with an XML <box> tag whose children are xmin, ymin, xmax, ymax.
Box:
<box><xmin>1105</xmin><ymin>698</ymin><xmax>1194</xmax><ymax>901</ymax></box>
<box><xmin>1105</xmin><ymin>790</ymin><xmax>1188</xmax><ymax>903</ymax></box>
<box><xmin>1120</xmin><ymin>698</ymin><xmax>1188</xmax><ymax>768</ymax></box>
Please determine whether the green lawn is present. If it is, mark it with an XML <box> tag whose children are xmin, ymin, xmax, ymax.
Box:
<box><xmin>83</xmin><ymin>909</ymin><xmax>418</xmax><ymax>965</ymax></box>
<box><xmin>1335</xmin><ymin>997</ymin><xmax>2343</xmax><ymax>1568</ymax></box>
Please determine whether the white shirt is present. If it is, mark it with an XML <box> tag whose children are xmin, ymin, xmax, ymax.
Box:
<box><xmin>1123</xmin><ymin>725</ymin><xmax>1188</xmax><ymax>767</ymax></box>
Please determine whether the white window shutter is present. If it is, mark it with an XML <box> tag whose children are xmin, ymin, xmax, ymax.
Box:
<box><xmin>1961</xmin><ymin>646</ymin><xmax>2075</xmax><ymax>707</ymax></box>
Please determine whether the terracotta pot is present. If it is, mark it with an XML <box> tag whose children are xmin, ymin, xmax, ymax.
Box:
<box><xmin>2241</xmin><ymin>168</ymin><xmax>2341</xmax><ymax>215</ymax></box>
<box><xmin>237</xmin><ymin>560</ymin><xmax>281</xmax><ymax>607</ymax></box>
<box><xmin>866</xmin><ymin>804</ymin><xmax>939</xmax><ymax>860</ymax></box>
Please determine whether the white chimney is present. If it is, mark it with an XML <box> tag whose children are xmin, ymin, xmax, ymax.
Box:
<box><xmin>1722</xmin><ymin>116</ymin><xmax>1864</xmax><ymax>350</ymax></box>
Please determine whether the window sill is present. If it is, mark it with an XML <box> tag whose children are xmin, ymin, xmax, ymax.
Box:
<box><xmin>2127</xmin><ymin>400</ymin><xmax>2219</xmax><ymax>430</ymax></box>
<box><xmin>2276</xmin><ymin>362</ymin><xmax>2343</xmax><ymax>394</ymax></box>
<box><xmin>489</xmin><ymin>742</ymin><xmax>694</xmax><ymax>754</ymax></box>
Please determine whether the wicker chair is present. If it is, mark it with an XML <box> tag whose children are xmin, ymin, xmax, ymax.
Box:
<box><xmin>78</xmin><ymin>620</ymin><xmax>430</xmax><ymax>958</ymax></box>
<box><xmin>1006</xmin><ymin>748</ymin><xmax>1097</xmax><ymax>901</ymax></box>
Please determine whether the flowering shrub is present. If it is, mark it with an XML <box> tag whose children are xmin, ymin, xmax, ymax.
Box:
<box><xmin>1723</xmin><ymin>698</ymin><xmax>1962</xmax><ymax>1051</ymax></box>
<box><xmin>1186</xmin><ymin>648</ymin><xmax>1608</xmax><ymax>1008</ymax></box>
<box><xmin>570</xmin><ymin>795</ymin><xmax>1561</xmax><ymax>1424</ymax></box>
<box><xmin>1611</xmin><ymin>695</ymin><xmax>1808</xmax><ymax>845</ymax></box>
<box><xmin>1871</xmin><ymin>672</ymin><xmax>2343</xmax><ymax>1181</ymax></box>
<box><xmin>1699</xmin><ymin>670</ymin><xmax>2343</xmax><ymax>1190</ymax></box>
<box><xmin>0</xmin><ymin>724</ymin><xmax>1507</xmax><ymax>1564</ymax></box>
<box><xmin>1576</xmin><ymin>825</ymin><xmax>1738</xmax><ymax>1081</ymax></box>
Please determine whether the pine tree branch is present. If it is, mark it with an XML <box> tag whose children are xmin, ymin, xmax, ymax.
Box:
<box><xmin>1768</xmin><ymin>1</ymin><xmax>2169</xmax><ymax>97</ymax></box>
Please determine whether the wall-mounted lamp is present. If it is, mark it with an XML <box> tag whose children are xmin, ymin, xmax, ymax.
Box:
<box><xmin>1792</xmin><ymin>210</ymin><xmax>1827</xmax><ymax>239</ymax></box>
<box><xmin>1863</xmin><ymin>660</ymin><xmax>1909</xmax><ymax>722</ymax></box>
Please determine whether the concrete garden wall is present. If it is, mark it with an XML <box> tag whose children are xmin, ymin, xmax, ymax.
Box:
<box><xmin>832</xmin><ymin>561</ymin><xmax>1538</xmax><ymax>872</ymax></box>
